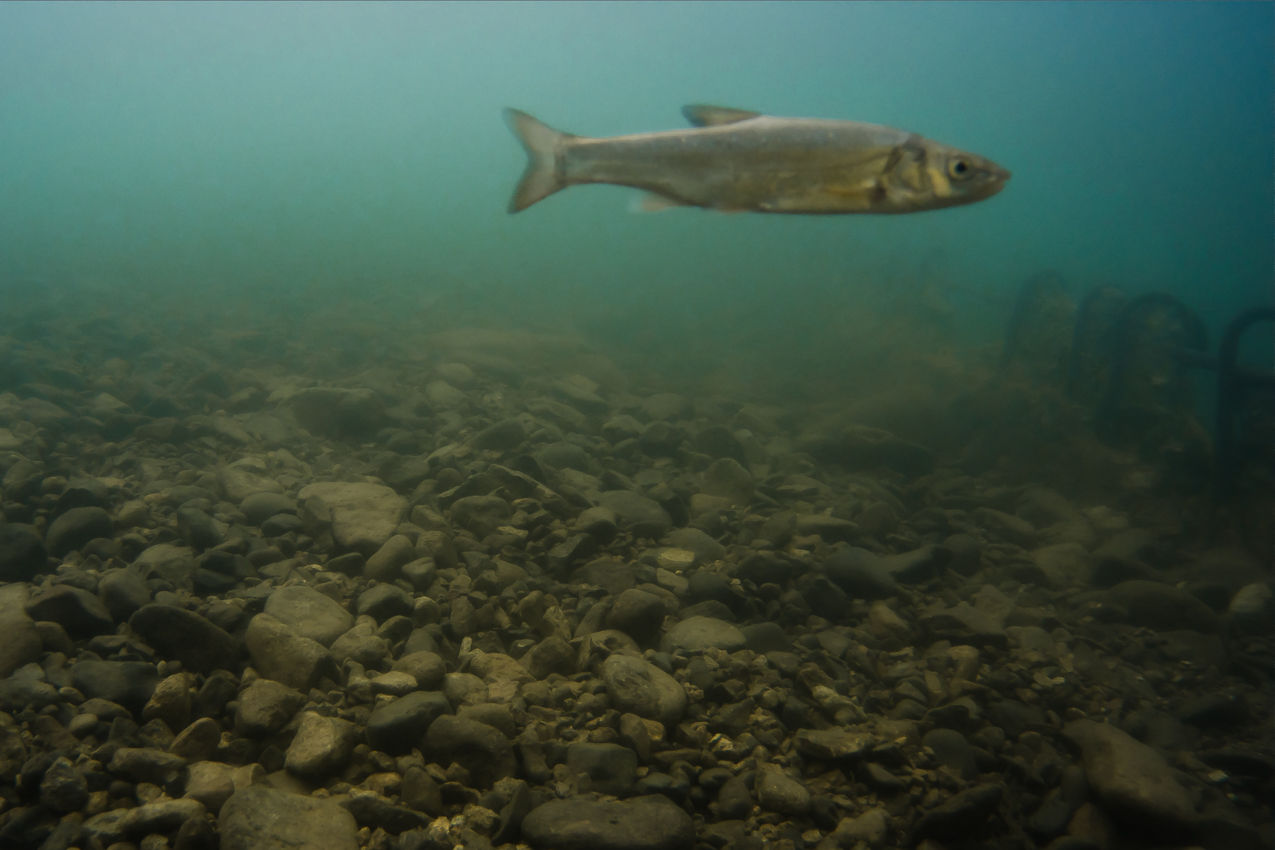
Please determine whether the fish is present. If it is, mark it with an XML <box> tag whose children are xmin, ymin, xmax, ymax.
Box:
<box><xmin>504</xmin><ymin>104</ymin><xmax>1010</xmax><ymax>215</ymax></box>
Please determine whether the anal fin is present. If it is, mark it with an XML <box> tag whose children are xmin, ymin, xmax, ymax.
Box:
<box><xmin>631</xmin><ymin>192</ymin><xmax>690</xmax><ymax>213</ymax></box>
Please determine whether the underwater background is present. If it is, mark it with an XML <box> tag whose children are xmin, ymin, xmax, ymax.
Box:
<box><xmin>1</xmin><ymin>1</ymin><xmax>1271</xmax><ymax>374</ymax></box>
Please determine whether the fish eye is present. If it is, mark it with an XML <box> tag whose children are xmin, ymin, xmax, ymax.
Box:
<box><xmin>948</xmin><ymin>158</ymin><xmax>971</xmax><ymax>179</ymax></box>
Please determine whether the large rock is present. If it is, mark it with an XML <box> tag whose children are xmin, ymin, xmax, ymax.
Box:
<box><xmin>521</xmin><ymin>795</ymin><xmax>695</xmax><ymax>850</ymax></box>
<box><xmin>296</xmin><ymin>482</ymin><xmax>406</xmax><ymax>556</ymax></box>
<box><xmin>286</xmin><ymin>387</ymin><xmax>386</xmax><ymax>439</ymax></box>
<box><xmin>0</xmin><ymin>524</ymin><xmax>47</xmax><ymax>583</ymax></box>
<box><xmin>263</xmin><ymin>585</ymin><xmax>353</xmax><ymax>648</ymax></box>
<box><xmin>367</xmin><ymin>691</ymin><xmax>452</xmax><ymax>754</ymax></box>
<box><xmin>46</xmin><ymin>507</ymin><xmax>113</xmax><ymax>557</ymax></box>
<box><xmin>244</xmin><ymin>614</ymin><xmax>338</xmax><ymax>691</ymax></box>
<box><xmin>425</xmin><ymin>715</ymin><xmax>516</xmax><ymax>788</ymax></box>
<box><xmin>70</xmin><ymin>660</ymin><xmax>159</xmax><ymax>712</ymax></box>
<box><xmin>129</xmin><ymin>604</ymin><xmax>240</xmax><ymax>674</ymax></box>
<box><xmin>24</xmin><ymin>585</ymin><xmax>114</xmax><ymax>639</ymax></box>
<box><xmin>602</xmin><ymin>654</ymin><xmax>686</xmax><ymax>729</ymax></box>
<box><xmin>1063</xmin><ymin>719</ymin><xmax>1195</xmax><ymax>831</ymax></box>
<box><xmin>219</xmin><ymin>786</ymin><xmax>358</xmax><ymax>850</ymax></box>
<box><xmin>1102</xmin><ymin>581</ymin><xmax>1220</xmax><ymax>634</ymax></box>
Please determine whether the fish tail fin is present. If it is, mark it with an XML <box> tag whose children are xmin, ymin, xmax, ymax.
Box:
<box><xmin>504</xmin><ymin>108</ymin><xmax>569</xmax><ymax>213</ymax></box>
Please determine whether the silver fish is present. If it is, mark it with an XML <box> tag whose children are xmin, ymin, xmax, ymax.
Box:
<box><xmin>505</xmin><ymin>104</ymin><xmax>1010</xmax><ymax>215</ymax></box>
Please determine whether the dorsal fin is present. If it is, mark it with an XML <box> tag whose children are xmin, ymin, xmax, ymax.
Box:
<box><xmin>682</xmin><ymin>105</ymin><xmax>762</xmax><ymax>127</ymax></box>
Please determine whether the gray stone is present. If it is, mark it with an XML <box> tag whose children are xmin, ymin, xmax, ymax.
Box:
<box><xmin>40</xmin><ymin>756</ymin><xmax>88</xmax><ymax>812</ymax></box>
<box><xmin>24</xmin><ymin>584</ymin><xmax>114</xmax><ymax>639</ymax></box>
<box><xmin>700</xmin><ymin>458</ymin><xmax>753</xmax><ymax>506</ymax></box>
<box><xmin>661</xmin><ymin>527</ymin><xmax>726</xmax><ymax>565</ymax></box>
<box><xmin>923</xmin><ymin>728</ymin><xmax>979</xmax><ymax>781</ymax></box>
<box><xmin>234</xmin><ymin>679</ymin><xmax>306</xmax><ymax>738</ymax></box>
<box><xmin>245</xmin><ymin>613</ymin><xmax>338</xmax><ymax>691</ymax></box>
<box><xmin>216</xmin><ymin>464</ymin><xmax>283</xmax><ymax>504</ymax></box>
<box><xmin>449</xmin><ymin>494</ymin><xmax>512</xmax><ymax>538</ymax></box>
<box><xmin>519</xmin><ymin>635</ymin><xmax>576</xmax><ymax>680</ymax></box>
<box><xmin>391</xmin><ymin>652</ymin><xmax>446</xmax><ymax>690</ymax></box>
<box><xmin>98</xmin><ymin>566</ymin><xmax>152</xmax><ymax>621</ymax></box>
<box><xmin>108</xmin><ymin>747</ymin><xmax>188</xmax><ymax>786</ymax></box>
<box><xmin>756</xmin><ymin>762</ymin><xmax>811</xmax><ymax>816</ymax></box>
<box><xmin>659</xmin><ymin>616</ymin><xmax>745</xmax><ymax>655</ymax></box>
<box><xmin>263</xmin><ymin>585</ymin><xmax>353</xmax><ymax>648</ymax></box>
<box><xmin>602</xmin><ymin>654</ymin><xmax>686</xmax><ymax>729</ymax></box>
<box><xmin>240</xmin><ymin>492</ymin><xmax>297</xmax><ymax>526</ymax></box>
<box><xmin>1103</xmin><ymin>580</ymin><xmax>1221</xmax><ymax>634</ymax></box>
<box><xmin>1063</xmin><ymin>719</ymin><xmax>1195</xmax><ymax>830</ymax></box>
<box><xmin>606</xmin><ymin>589</ymin><xmax>666</xmax><ymax>645</ymax></box>
<box><xmin>911</xmin><ymin>783</ymin><xmax>1004</xmax><ymax>843</ymax></box>
<box><xmin>330</xmin><ymin>621</ymin><xmax>390</xmax><ymax>668</ymax></box>
<box><xmin>132</xmin><ymin>543</ymin><xmax>197</xmax><ymax>588</ymax></box>
<box><xmin>425</xmin><ymin>715</ymin><xmax>516</xmax><ymax>788</ymax></box>
<box><xmin>296</xmin><ymin>481</ymin><xmax>407</xmax><ymax>556</ymax></box>
<box><xmin>598</xmin><ymin>490</ymin><xmax>672</xmax><ymax>539</ymax></box>
<box><xmin>471</xmin><ymin>418</ymin><xmax>527</xmax><ymax>451</ymax></box>
<box><xmin>176</xmin><ymin>506</ymin><xmax>227</xmax><ymax>550</ymax></box>
<box><xmin>129</xmin><ymin>603</ymin><xmax>239</xmax><ymax>674</ymax></box>
<box><xmin>366</xmin><ymin>691</ymin><xmax>452</xmax><ymax>754</ymax></box>
<box><xmin>364</xmin><ymin>534</ymin><xmax>416</xmax><ymax>582</ymax></box>
<box><xmin>832</xmin><ymin>807</ymin><xmax>890</xmax><ymax>848</ymax></box>
<box><xmin>46</xmin><ymin>506</ymin><xmax>113</xmax><ymax>557</ymax></box>
<box><xmin>521</xmin><ymin>795</ymin><xmax>695</xmax><ymax>850</ymax></box>
<box><xmin>567</xmin><ymin>742</ymin><xmax>638</xmax><ymax>797</ymax></box>
<box><xmin>357</xmin><ymin>583</ymin><xmax>414</xmax><ymax>622</ymax></box>
<box><xmin>285</xmin><ymin>711</ymin><xmax>357</xmax><ymax>779</ymax></box>
<box><xmin>0</xmin><ymin>523</ymin><xmax>47</xmax><ymax>583</ymax></box>
<box><xmin>71</xmin><ymin>660</ymin><xmax>159</xmax><ymax>712</ymax></box>
<box><xmin>219</xmin><ymin>786</ymin><xmax>358</xmax><ymax>850</ymax></box>
<box><xmin>286</xmin><ymin>387</ymin><xmax>386</xmax><ymax>438</ymax></box>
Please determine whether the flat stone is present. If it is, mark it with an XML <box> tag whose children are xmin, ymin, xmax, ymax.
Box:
<box><xmin>449</xmin><ymin>494</ymin><xmax>512</xmax><ymax>538</ymax></box>
<box><xmin>263</xmin><ymin>585</ymin><xmax>353</xmax><ymax>648</ymax></box>
<box><xmin>121</xmin><ymin>797</ymin><xmax>206</xmax><ymax>836</ymax></box>
<box><xmin>296</xmin><ymin>481</ymin><xmax>407</xmax><ymax>556</ymax></box>
<box><xmin>24</xmin><ymin>585</ymin><xmax>114</xmax><ymax>639</ymax></box>
<box><xmin>661</xmin><ymin>527</ymin><xmax>726</xmax><ymax>565</ymax></box>
<box><xmin>659</xmin><ymin>616</ymin><xmax>745</xmax><ymax>655</ymax></box>
<box><xmin>129</xmin><ymin>603</ymin><xmax>239</xmax><ymax>674</ymax></box>
<box><xmin>219</xmin><ymin>786</ymin><xmax>358</xmax><ymax>850</ymax></box>
<box><xmin>521</xmin><ymin>794</ymin><xmax>695</xmax><ymax>850</ymax></box>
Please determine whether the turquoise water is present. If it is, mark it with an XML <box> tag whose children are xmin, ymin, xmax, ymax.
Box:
<box><xmin>1</xmin><ymin>1</ymin><xmax>1271</xmax><ymax>382</ymax></box>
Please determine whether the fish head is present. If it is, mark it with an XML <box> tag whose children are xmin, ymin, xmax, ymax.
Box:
<box><xmin>919</xmin><ymin>142</ymin><xmax>1011</xmax><ymax>207</ymax></box>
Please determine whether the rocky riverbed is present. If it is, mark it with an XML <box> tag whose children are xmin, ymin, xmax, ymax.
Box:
<box><xmin>0</xmin><ymin>309</ymin><xmax>1271</xmax><ymax>850</ymax></box>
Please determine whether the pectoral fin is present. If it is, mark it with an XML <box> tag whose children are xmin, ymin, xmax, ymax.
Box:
<box><xmin>682</xmin><ymin>105</ymin><xmax>762</xmax><ymax>127</ymax></box>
